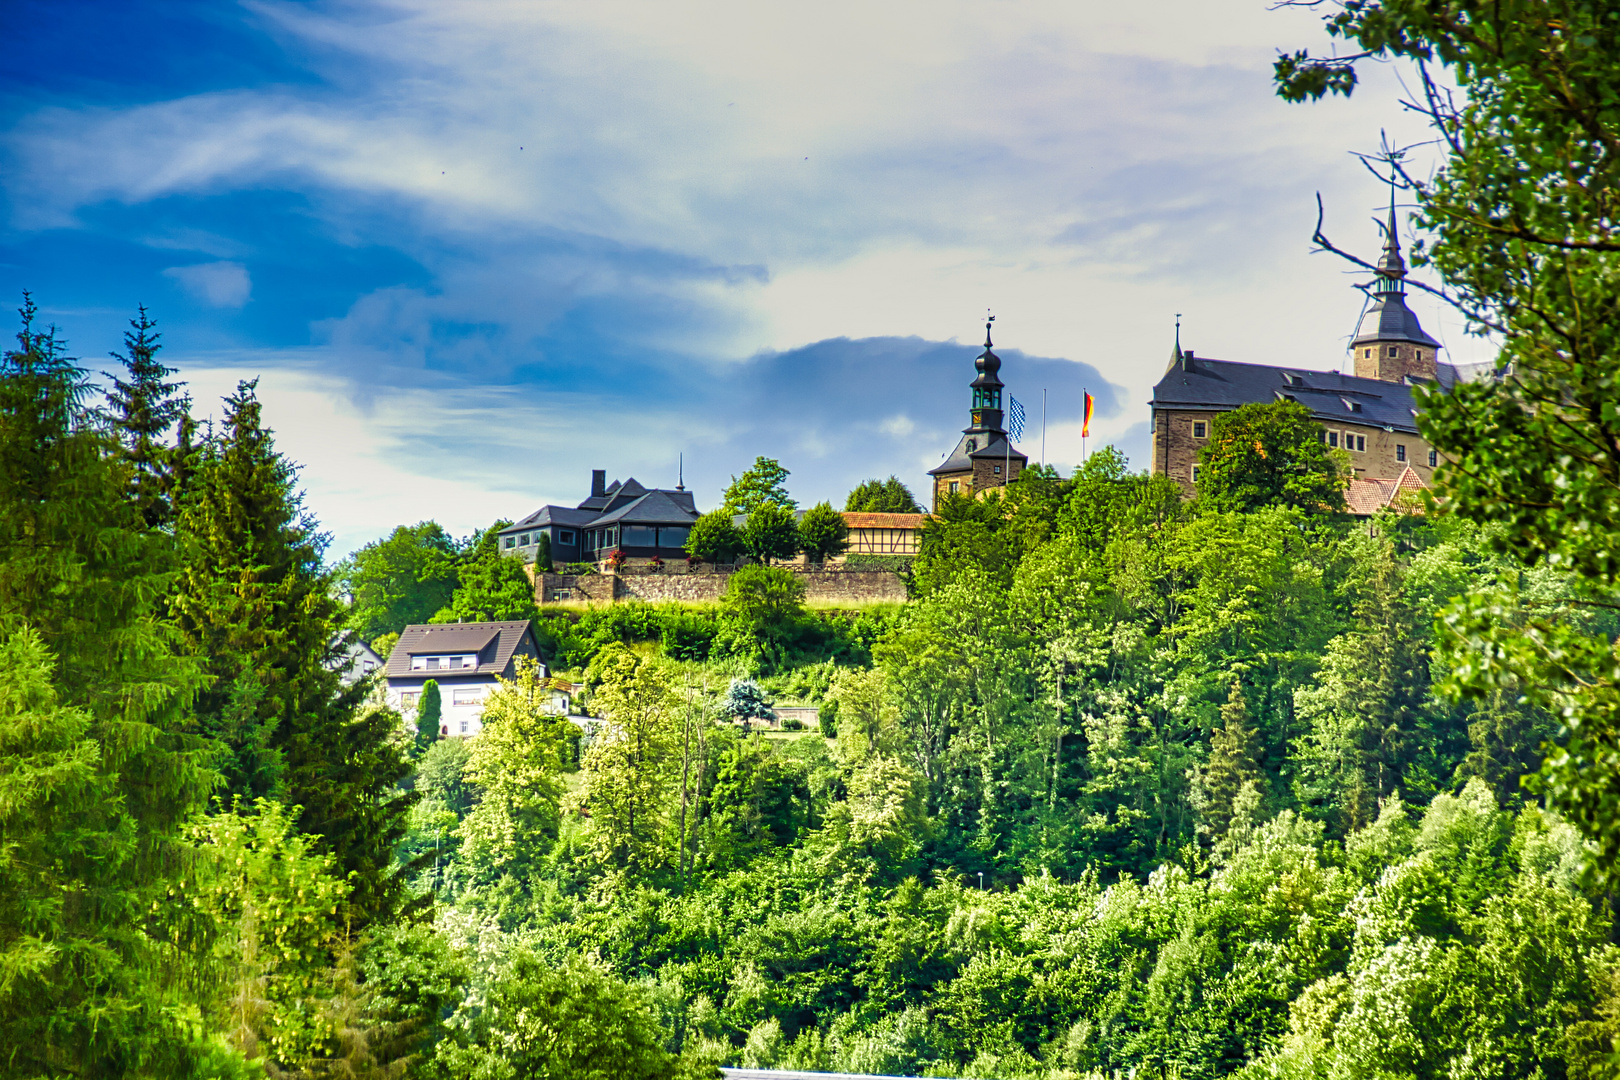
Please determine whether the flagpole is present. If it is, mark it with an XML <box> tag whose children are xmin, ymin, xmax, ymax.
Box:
<box><xmin>1082</xmin><ymin>386</ymin><xmax>1088</xmax><ymax>465</ymax></box>
<box><xmin>1041</xmin><ymin>389</ymin><xmax>1047</xmax><ymax>468</ymax></box>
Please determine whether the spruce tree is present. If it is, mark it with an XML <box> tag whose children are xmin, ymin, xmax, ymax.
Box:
<box><xmin>417</xmin><ymin>678</ymin><xmax>443</xmax><ymax>751</ymax></box>
<box><xmin>104</xmin><ymin>305</ymin><xmax>189</xmax><ymax>528</ymax></box>
<box><xmin>173</xmin><ymin>379</ymin><xmax>414</xmax><ymax>924</ymax></box>
<box><xmin>1197</xmin><ymin>681</ymin><xmax>1262</xmax><ymax>842</ymax></box>
<box><xmin>0</xmin><ymin>296</ymin><xmax>218</xmax><ymax>1073</ymax></box>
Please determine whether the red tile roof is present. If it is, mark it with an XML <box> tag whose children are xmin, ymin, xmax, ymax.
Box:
<box><xmin>841</xmin><ymin>512</ymin><xmax>926</xmax><ymax>529</ymax></box>
<box><xmin>1345</xmin><ymin>466</ymin><xmax>1428</xmax><ymax>517</ymax></box>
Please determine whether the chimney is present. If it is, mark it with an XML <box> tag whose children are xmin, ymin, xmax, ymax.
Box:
<box><xmin>591</xmin><ymin>469</ymin><xmax>606</xmax><ymax>498</ymax></box>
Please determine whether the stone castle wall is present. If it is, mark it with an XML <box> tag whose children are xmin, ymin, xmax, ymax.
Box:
<box><xmin>536</xmin><ymin>566</ymin><xmax>906</xmax><ymax>607</ymax></box>
<box><xmin>1151</xmin><ymin>406</ymin><xmax>1437</xmax><ymax>498</ymax></box>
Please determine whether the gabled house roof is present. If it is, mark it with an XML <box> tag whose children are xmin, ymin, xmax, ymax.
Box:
<box><xmin>384</xmin><ymin>621</ymin><xmax>536</xmax><ymax>680</ymax></box>
<box><xmin>1345</xmin><ymin>466</ymin><xmax>1428</xmax><ymax>517</ymax></box>
<box><xmin>591</xmin><ymin>488</ymin><xmax>701</xmax><ymax>527</ymax></box>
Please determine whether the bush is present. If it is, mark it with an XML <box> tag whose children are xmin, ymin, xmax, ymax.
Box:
<box><xmin>660</xmin><ymin>610</ymin><xmax>717</xmax><ymax>661</ymax></box>
<box><xmin>843</xmin><ymin>554</ymin><xmax>913</xmax><ymax>573</ymax></box>
<box><xmin>725</xmin><ymin>565</ymin><xmax>806</xmax><ymax>626</ymax></box>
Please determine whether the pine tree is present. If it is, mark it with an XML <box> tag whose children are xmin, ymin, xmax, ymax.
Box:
<box><xmin>416</xmin><ymin>678</ymin><xmax>442</xmax><ymax>751</ymax></box>
<box><xmin>173</xmin><ymin>380</ymin><xmax>414</xmax><ymax>925</ymax></box>
<box><xmin>0</xmin><ymin>296</ymin><xmax>219</xmax><ymax>1073</ymax></box>
<box><xmin>104</xmin><ymin>305</ymin><xmax>189</xmax><ymax>528</ymax></box>
<box><xmin>1195</xmin><ymin>680</ymin><xmax>1262</xmax><ymax>842</ymax></box>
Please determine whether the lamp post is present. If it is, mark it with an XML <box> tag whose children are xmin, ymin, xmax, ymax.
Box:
<box><xmin>977</xmin><ymin>871</ymin><xmax>984</xmax><ymax>891</ymax></box>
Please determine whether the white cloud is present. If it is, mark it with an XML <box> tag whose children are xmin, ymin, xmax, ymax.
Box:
<box><xmin>6</xmin><ymin>0</ymin><xmax>1492</xmax><ymax>550</ymax></box>
<box><xmin>162</xmin><ymin>261</ymin><xmax>252</xmax><ymax>308</ymax></box>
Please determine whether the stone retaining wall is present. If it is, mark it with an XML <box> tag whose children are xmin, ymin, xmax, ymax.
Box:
<box><xmin>535</xmin><ymin>567</ymin><xmax>906</xmax><ymax>607</ymax></box>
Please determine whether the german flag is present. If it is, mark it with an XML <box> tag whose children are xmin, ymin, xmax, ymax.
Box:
<box><xmin>1082</xmin><ymin>391</ymin><xmax>1094</xmax><ymax>438</ymax></box>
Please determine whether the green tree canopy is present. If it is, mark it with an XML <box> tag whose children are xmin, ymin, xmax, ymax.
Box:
<box><xmin>1195</xmin><ymin>400</ymin><xmax>1346</xmax><ymax>515</ymax></box>
<box><xmin>1277</xmin><ymin>0</ymin><xmax>1620</xmax><ymax>884</ymax></box>
<box><xmin>724</xmin><ymin>455</ymin><xmax>795</xmax><ymax>514</ymax></box>
<box><xmin>438</xmin><ymin>954</ymin><xmax>697</xmax><ymax>1079</ymax></box>
<box><xmin>172</xmin><ymin>379</ymin><xmax>413</xmax><ymax>925</ymax></box>
<box><xmin>0</xmin><ymin>297</ymin><xmax>217</xmax><ymax>1075</ymax></box>
<box><xmin>433</xmin><ymin>521</ymin><xmax>536</xmax><ymax>624</ymax></box>
<box><xmin>685</xmin><ymin>509</ymin><xmax>744</xmax><ymax>564</ymax></box>
<box><xmin>338</xmin><ymin>521</ymin><xmax>461</xmax><ymax>645</ymax></box>
<box><xmin>845</xmin><ymin>475</ymin><xmax>923</xmax><ymax>514</ymax></box>
<box><xmin>724</xmin><ymin>564</ymin><xmax>806</xmax><ymax>629</ymax></box>
<box><xmin>459</xmin><ymin>657</ymin><xmax>569</xmax><ymax>880</ymax></box>
<box><xmin>741</xmin><ymin>502</ymin><xmax>801</xmax><ymax>566</ymax></box>
<box><xmin>798</xmin><ymin>501</ymin><xmax>849</xmax><ymax>563</ymax></box>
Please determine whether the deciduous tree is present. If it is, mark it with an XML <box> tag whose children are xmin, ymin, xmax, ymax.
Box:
<box><xmin>1276</xmin><ymin>0</ymin><xmax>1620</xmax><ymax>883</ymax></box>
<box><xmin>741</xmin><ymin>502</ymin><xmax>801</xmax><ymax>565</ymax></box>
<box><xmin>845</xmin><ymin>475</ymin><xmax>923</xmax><ymax>514</ymax></box>
<box><xmin>798</xmin><ymin>501</ymin><xmax>849</xmax><ymax>563</ymax></box>
<box><xmin>724</xmin><ymin>456</ymin><xmax>795</xmax><ymax>514</ymax></box>
<box><xmin>1196</xmin><ymin>400</ymin><xmax>1346</xmax><ymax>515</ymax></box>
<box><xmin>577</xmin><ymin>646</ymin><xmax>678</xmax><ymax>877</ymax></box>
<box><xmin>338</xmin><ymin>521</ymin><xmax>460</xmax><ymax>645</ymax></box>
<box><xmin>686</xmin><ymin>509</ymin><xmax>744</xmax><ymax>565</ymax></box>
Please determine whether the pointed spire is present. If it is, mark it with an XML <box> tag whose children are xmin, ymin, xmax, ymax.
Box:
<box><xmin>1166</xmin><ymin>313</ymin><xmax>1187</xmax><ymax>372</ymax></box>
<box><xmin>1375</xmin><ymin>190</ymin><xmax>1407</xmax><ymax>294</ymax></box>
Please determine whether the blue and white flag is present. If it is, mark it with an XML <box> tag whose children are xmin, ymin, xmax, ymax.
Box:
<box><xmin>1008</xmin><ymin>396</ymin><xmax>1027</xmax><ymax>440</ymax></box>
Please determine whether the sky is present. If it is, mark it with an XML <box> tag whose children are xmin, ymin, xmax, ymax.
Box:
<box><xmin>0</xmin><ymin>0</ymin><xmax>1492</xmax><ymax>560</ymax></box>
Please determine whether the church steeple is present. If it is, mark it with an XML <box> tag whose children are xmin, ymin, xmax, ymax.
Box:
<box><xmin>968</xmin><ymin>315</ymin><xmax>1005</xmax><ymax>434</ymax></box>
<box><xmin>1351</xmin><ymin>194</ymin><xmax>1441</xmax><ymax>382</ymax></box>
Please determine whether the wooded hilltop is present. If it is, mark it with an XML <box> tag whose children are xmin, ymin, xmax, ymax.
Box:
<box><xmin>5</xmin><ymin>1</ymin><xmax>1620</xmax><ymax>1076</ymax></box>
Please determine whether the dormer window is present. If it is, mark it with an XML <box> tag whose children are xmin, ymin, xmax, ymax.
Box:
<box><xmin>966</xmin><ymin>439</ymin><xmax>977</xmax><ymax>452</ymax></box>
<box><xmin>409</xmin><ymin>653</ymin><xmax>479</xmax><ymax>672</ymax></box>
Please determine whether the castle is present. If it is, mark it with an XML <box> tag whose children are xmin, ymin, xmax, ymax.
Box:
<box><xmin>1148</xmin><ymin>206</ymin><xmax>1493</xmax><ymax>508</ymax></box>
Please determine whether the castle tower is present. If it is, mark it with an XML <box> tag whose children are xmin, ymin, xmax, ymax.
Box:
<box><xmin>927</xmin><ymin>318</ymin><xmax>1027</xmax><ymax>509</ymax></box>
<box><xmin>1351</xmin><ymin>200</ymin><xmax>1442</xmax><ymax>382</ymax></box>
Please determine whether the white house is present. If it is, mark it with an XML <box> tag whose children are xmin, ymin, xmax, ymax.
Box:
<box><xmin>383</xmin><ymin>621</ymin><xmax>547</xmax><ymax>738</ymax></box>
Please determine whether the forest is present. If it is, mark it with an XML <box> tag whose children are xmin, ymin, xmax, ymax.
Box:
<box><xmin>5</xmin><ymin>1</ymin><xmax>1620</xmax><ymax>1077</ymax></box>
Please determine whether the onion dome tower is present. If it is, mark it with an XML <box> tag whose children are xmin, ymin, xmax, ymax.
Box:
<box><xmin>1351</xmin><ymin>199</ymin><xmax>1442</xmax><ymax>382</ymax></box>
<box><xmin>927</xmin><ymin>316</ymin><xmax>1027</xmax><ymax>509</ymax></box>
<box><xmin>968</xmin><ymin>319</ymin><xmax>1005</xmax><ymax>434</ymax></box>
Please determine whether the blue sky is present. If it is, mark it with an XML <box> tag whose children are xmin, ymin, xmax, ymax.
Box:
<box><xmin>1</xmin><ymin>0</ymin><xmax>1489</xmax><ymax>558</ymax></box>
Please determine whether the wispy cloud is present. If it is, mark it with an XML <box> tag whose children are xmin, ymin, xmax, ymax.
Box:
<box><xmin>163</xmin><ymin>261</ymin><xmax>252</xmax><ymax>307</ymax></box>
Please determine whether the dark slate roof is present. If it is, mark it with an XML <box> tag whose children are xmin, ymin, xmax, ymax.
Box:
<box><xmin>929</xmin><ymin>432</ymin><xmax>1029</xmax><ymax>476</ymax></box>
<box><xmin>502</xmin><ymin>505</ymin><xmax>595</xmax><ymax>535</ymax></box>
<box><xmin>384</xmin><ymin>621</ymin><xmax>534</xmax><ymax>680</ymax></box>
<box><xmin>1151</xmin><ymin>357</ymin><xmax>1434</xmax><ymax>435</ymax></box>
<box><xmin>1353</xmin><ymin>293</ymin><xmax>1442</xmax><ymax>349</ymax></box>
<box><xmin>592</xmin><ymin>488</ymin><xmax>702</xmax><ymax>527</ymax></box>
<box><xmin>502</xmin><ymin>478</ymin><xmax>699</xmax><ymax>539</ymax></box>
